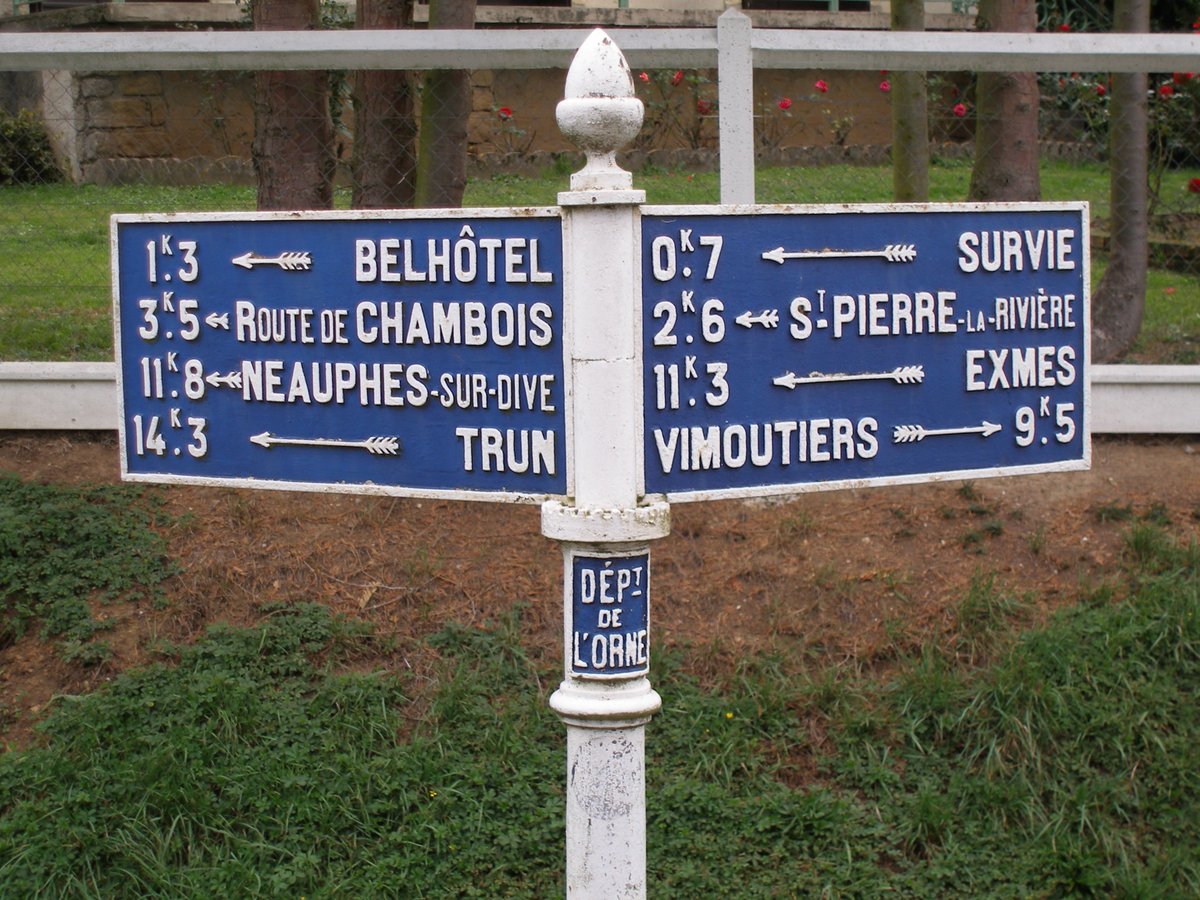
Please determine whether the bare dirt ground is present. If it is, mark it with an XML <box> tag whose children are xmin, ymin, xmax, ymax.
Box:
<box><xmin>2</xmin><ymin>431</ymin><xmax>1198</xmax><ymax>751</ymax></box>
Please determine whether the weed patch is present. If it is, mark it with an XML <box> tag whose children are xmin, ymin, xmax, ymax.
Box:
<box><xmin>0</xmin><ymin>605</ymin><xmax>565</xmax><ymax>897</ymax></box>
<box><xmin>0</xmin><ymin>475</ymin><xmax>176</xmax><ymax>660</ymax></box>
<box><xmin>0</xmin><ymin>530</ymin><xmax>1197</xmax><ymax>894</ymax></box>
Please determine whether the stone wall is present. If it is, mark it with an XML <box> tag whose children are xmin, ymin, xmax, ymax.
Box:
<box><xmin>67</xmin><ymin>69</ymin><xmax>255</xmax><ymax>183</ymax></box>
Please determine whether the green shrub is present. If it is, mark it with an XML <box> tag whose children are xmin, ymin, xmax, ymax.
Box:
<box><xmin>0</xmin><ymin>109</ymin><xmax>62</xmax><ymax>186</ymax></box>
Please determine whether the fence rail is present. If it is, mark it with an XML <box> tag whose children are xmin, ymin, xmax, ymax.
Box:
<box><xmin>1</xmin><ymin>25</ymin><xmax>1196</xmax><ymax>73</ymax></box>
<box><xmin>2</xmin><ymin>362</ymin><xmax>1195</xmax><ymax>434</ymax></box>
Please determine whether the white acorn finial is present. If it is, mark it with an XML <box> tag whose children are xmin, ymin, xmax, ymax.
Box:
<box><xmin>557</xmin><ymin>29</ymin><xmax>644</xmax><ymax>191</ymax></box>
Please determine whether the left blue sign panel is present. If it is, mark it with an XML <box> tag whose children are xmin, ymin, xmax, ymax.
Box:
<box><xmin>113</xmin><ymin>211</ymin><xmax>566</xmax><ymax>501</ymax></box>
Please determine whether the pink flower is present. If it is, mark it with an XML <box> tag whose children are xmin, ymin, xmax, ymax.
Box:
<box><xmin>697</xmin><ymin>99</ymin><xmax>713</xmax><ymax>115</ymax></box>
<box><xmin>671</xmin><ymin>70</ymin><xmax>684</xmax><ymax>86</ymax></box>
<box><xmin>778</xmin><ymin>97</ymin><xmax>793</xmax><ymax>110</ymax></box>
<box><xmin>952</xmin><ymin>102</ymin><xmax>968</xmax><ymax>118</ymax></box>
<box><xmin>497</xmin><ymin>106</ymin><xmax>513</xmax><ymax>120</ymax></box>
<box><xmin>1188</xmin><ymin>177</ymin><xmax>1200</xmax><ymax>194</ymax></box>
<box><xmin>879</xmin><ymin>80</ymin><xmax>891</xmax><ymax>93</ymax></box>
<box><xmin>638</xmin><ymin>71</ymin><xmax>650</xmax><ymax>83</ymax></box>
<box><xmin>814</xmin><ymin>79</ymin><xmax>829</xmax><ymax>93</ymax></box>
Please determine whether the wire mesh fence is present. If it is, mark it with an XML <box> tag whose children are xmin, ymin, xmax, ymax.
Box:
<box><xmin>1</xmin><ymin>29</ymin><xmax>1198</xmax><ymax>363</ymax></box>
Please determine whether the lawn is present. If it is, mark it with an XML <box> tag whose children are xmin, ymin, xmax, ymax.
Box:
<box><xmin>0</xmin><ymin>160</ymin><xmax>1197</xmax><ymax>362</ymax></box>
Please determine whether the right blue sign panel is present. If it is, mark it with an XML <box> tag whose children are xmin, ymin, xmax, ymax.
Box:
<box><xmin>641</xmin><ymin>204</ymin><xmax>1089</xmax><ymax>500</ymax></box>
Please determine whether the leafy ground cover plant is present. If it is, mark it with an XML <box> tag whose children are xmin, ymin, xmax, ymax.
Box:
<box><xmin>0</xmin><ymin>475</ymin><xmax>176</xmax><ymax>663</ymax></box>
<box><xmin>1</xmin><ymin>528</ymin><xmax>1196</xmax><ymax>895</ymax></box>
<box><xmin>0</xmin><ymin>604</ymin><xmax>566</xmax><ymax>897</ymax></box>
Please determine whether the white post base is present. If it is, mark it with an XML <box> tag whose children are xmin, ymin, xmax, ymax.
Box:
<box><xmin>562</xmin><ymin>725</ymin><xmax>652</xmax><ymax>900</ymax></box>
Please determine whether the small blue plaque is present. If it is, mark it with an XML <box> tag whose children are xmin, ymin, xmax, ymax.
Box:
<box><xmin>570</xmin><ymin>551</ymin><xmax>650</xmax><ymax>678</ymax></box>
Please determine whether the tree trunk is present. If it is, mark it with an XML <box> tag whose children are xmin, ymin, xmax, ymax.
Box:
<box><xmin>968</xmin><ymin>0</ymin><xmax>1040</xmax><ymax>201</ymax></box>
<box><xmin>351</xmin><ymin>0</ymin><xmax>417</xmax><ymax>209</ymax></box>
<box><xmin>252</xmin><ymin>0</ymin><xmax>335</xmax><ymax>211</ymax></box>
<box><xmin>414</xmin><ymin>0</ymin><xmax>477</xmax><ymax>209</ymax></box>
<box><xmin>891</xmin><ymin>0</ymin><xmax>929</xmax><ymax>202</ymax></box>
<box><xmin>1092</xmin><ymin>0</ymin><xmax>1150</xmax><ymax>362</ymax></box>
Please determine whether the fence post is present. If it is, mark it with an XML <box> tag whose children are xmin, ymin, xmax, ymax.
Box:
<box><xmin>718</xmin><ymin>6</ymin><xmax>755</xmax><ymax>205</ymax></box>
<box><xmin>545</xmin><ymin>28</ymin><xmax>671</xmax><ymax>898</ymax></box>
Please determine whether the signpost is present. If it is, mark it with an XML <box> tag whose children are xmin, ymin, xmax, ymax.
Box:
<box><xmin>112</xmin><ymin>211</ymin><xmax>566</xmax><ymax>501</ymax></box>
<box><xmin>110</xmin><ymin>27</ymin><xmax>1089</xmax><ymax>900</ymax></box>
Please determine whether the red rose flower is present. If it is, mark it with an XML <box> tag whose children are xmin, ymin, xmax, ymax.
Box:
<box><xmin>814</xmin><ymin>79</ymin><xmax>829</xmax><ymax>93</ymax></box>
<box><xmin>497</xmin><ymin>106</ymin><xmax>513</xmax><ymax>120</ymax></box>
<box><xmin>778</xmin><ymin>97</ymin><xmax>793</xmax><ymax>110</ymax></box>
<box><xmin>953</xmin><ymin>102</ymin><xmax>968</xmax><ymax>118</ymax></box>
<box><xmin>1096</xmin><ymin>84</ymin><xmax>1106</xmax><ymax>97</ymax></box>
<box><xmin>1188</xmin><ymin>177</ymin><xmax>1200</xmax><ymax>194</ymax></box>
<box><xmin>1173</xmin><ymin>72</ymin><xmax>1194</xmax><ymax>84</ymax></box>
<box><xmin>671</xmin><ymin>70</ymin><xmax>684</xmax><ymax>86</ymax></box>
<box><xmin>1058</xmin><ymin>23</ymin><xmax>1071</xmax><ymax>32</ymax></box>
<box><xmin>1159</xmin><ymin>83</ymin><xmax>1175</xmax><ymax>97</ymax></box>
<box><xmin>697</xmin><ymin>99</ymin><xmax>713</xmax><ymax>115</ymax></box>
<box><xmin>638</xmin><ymin>72</ymin><xmax>650</xmax><ymax>84</ymax></box>
<box><xmin>880</xmin><ymin>80</ymin><xmax>891</xmax><ymax>93</ymax></box>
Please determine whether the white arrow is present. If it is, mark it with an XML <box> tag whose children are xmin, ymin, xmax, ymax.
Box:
<box><xmin>249</xmin><ymin>432</ymin><xmax>401</xmax><ymax>455</ymax></box>
<box><xmin>773</xmin><ymin>365</ymin><xmax>924</xmax><ymax>389</ymax></box>
<box><xmin>231</xmin><ymin>251</ymin><xmax>313</xmax><ymax>271</ymax></box>
<box><xmin>735</xmin><ymin>310</ymin><xmax>780</xmax><ymax>329</ymax></box>
<box><xmin>892</xmin><ymin>421</ymin><xmax>1002</xmax><ymax>443</ymax></box>
<box><xmin>206</xmin><ymin>312</ymin><xmax>230</xmax><ymax>330</ymax></box>
<box><xmin>761</xmin><ymin>243</ymin><xmax>917</xmax><ymax>265</ymax></box>
<box><xmin>205</xmin><ymin>372</ymin><xmax>243</xmax><ymax>390</ymax></box>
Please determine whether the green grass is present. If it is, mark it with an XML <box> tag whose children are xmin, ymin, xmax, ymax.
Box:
<box><xmin>1136</xmin><ymin>266</ymin><xmax>1200</xmax><ymax>363</ymax></box>
<box><xmin>1</xmin><ymin>161</ymin><xmax>1197</xmax><ymax>362</ymax></box>
<box><xmin>0</xmin><ymin>479</ymin><xmax>1197</xmax><ymax>895</ymax></box>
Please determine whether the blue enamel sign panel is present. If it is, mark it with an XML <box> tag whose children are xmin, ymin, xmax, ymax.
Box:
<box><xmin>112</xmin><ymin>210</ymin><xmax>565</xmax><ymax>501</ymax></box>
<box><xmin>569</xmin><ymin>550</ymin><xmax>650</xmax><ymax>679</ymax></box>
<box><xmin>641</xmin><ymin>203</ymin><xmax>1090</xmax><ymax>500</ymax></box>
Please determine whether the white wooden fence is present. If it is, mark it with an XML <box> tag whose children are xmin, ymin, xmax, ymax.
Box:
<box><xmin>0</xmin><ymin>16</ymin><xmax>1197</xmax><ymax>433</ymax></box>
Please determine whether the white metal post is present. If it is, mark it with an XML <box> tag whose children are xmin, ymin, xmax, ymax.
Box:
<box><xmin>718</xmin><ymin>6</ymin><xmax>756</xmax><ymax>205</ymax></box>
<box><xmin>544</xmin><ymin>29</ymin><xmax>670</xmax><ymax>899</ymax></box>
